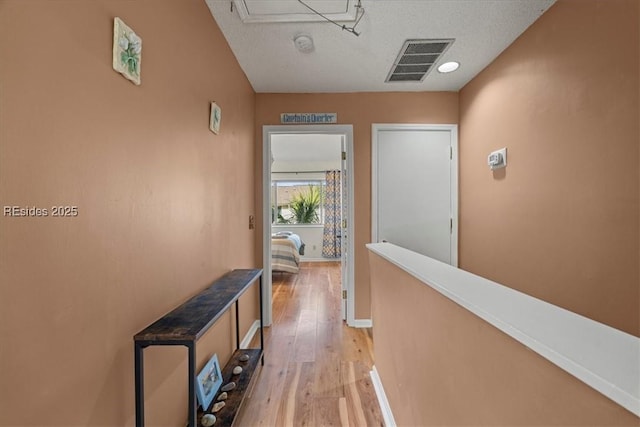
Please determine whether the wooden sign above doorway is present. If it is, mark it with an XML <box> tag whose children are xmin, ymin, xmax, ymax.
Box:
<box><xmin>280</xmin><ymin>113</ymin><xmax>337</xmax><ymax>124</ymax></box>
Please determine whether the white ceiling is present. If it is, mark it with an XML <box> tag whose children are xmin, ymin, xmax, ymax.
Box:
<box><xmin>205</xmin><ymin>0</ymin><xmax>556</xmax><ymax>93</ymax></box>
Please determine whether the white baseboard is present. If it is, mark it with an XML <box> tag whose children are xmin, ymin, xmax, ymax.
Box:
<box><xmin>370</xmin><ymin>366</ymin><xmax>396</xmax><ymax>427</ymax></box>
<box><xmin>300</xmin><ymin>257</ymin><xmax>341</xmax><ymax>262</ymax></box>
<box><xmin>351</xmin><ymin>319</ymin><xmax>372</xmax><ymax>328</ymax></box>
<box><xmin>240</xmin><ymin>320</ymin><xmax>261</xmax><ymax>349</ymax></box>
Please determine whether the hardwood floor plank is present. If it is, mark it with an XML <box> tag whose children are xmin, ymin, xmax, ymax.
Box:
<box><xmin>342</xmin><ymin>361</ymin><xmax>368</xmax><ymax>426</ymax></box>
<box><xmin>292</xmin><ymin>332</ymin><xmax>317</xmax><ymax>363</ymax></box>
<box><xmin>293</xmin><ymin>309</ymin><xmax>317</xmax><ymax>362</ymax></box>
<box><xmin>314</xmin><ymin>322</ymin><xmax>344</xmax><ymax>398</ymax></box>
<box><xmin>236</xmin><ymin>263</ymin><xmax>384</xmax><ymax>427</ymax></box>
<box><xmin>341</xmin><ymin>325</ymin><xmax>374</xmax><ymax>365</ymax></box>
<box><xmin>238</xmin><ymin>334</ymin><xmax>294</xmax><ymax>427</ymax></box>
<box><xmin>271</xmin><ymin>273</ymin><xmax>298</xmax><ymax>336</ymax></box>
<box><xmin>313</xmin><ymin>352</ymin><xmax>343</xmax><ymax>399</ymax></box>
<box><xmin>316</xmin><ymin>321</ymin><xmax>343</xmax><ymax>354</ymax></box>
<box><xmin>313</xmin><ymin>397</ymin><xmax>343</xmax><ymax>427</ymax></box>
<box><xmin>276</xmin><ymin>362</ymin><xmax>315</xmax><ymax>427</ymax></box>
<box><xmin>338</xmin><ymin>397</ymin><xmax>350</xmax><ymax>427</ymax></box>
<box><xmin>317</xmin><ymin>271</ymin><xmax>341</xmax><ymax>323</ymax></box>
<box><xmin>347</xmin><ymin>361</ymin><xmax>385</xmax><ymax>427</ymax></box>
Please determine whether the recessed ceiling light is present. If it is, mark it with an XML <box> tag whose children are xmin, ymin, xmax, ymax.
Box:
<box><xmin>437</xmin><ymin>61</ymin><xmax>460</xmax><ymax>73</ymax></box>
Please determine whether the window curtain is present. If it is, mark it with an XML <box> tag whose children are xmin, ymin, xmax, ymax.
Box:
<box><xmin>322</xmin><ymin>170</ymin><xmax>341</xmax><ymax>258</ymax></box>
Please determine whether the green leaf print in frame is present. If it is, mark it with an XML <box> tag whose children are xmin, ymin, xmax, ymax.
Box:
<box><xmin>112</xmin><ymin>17</ymin><xmax>141</xmax><ymax>85</ymax></box>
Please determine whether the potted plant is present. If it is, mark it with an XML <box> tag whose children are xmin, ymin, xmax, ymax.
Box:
<box><xmin>290</xmin><ymin>185</ymin><xmax>321</xmax><ymax>224</ymax></box>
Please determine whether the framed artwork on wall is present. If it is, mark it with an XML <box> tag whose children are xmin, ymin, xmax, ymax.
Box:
<box><xmin>112</xmin><ymin>17</ymin><xmax>141</xmax><ymax>85</ymax></box>
<box><xmin>210</xmin><ymin>102</ymin><xmax>222</xmax><ymax>134</ymax></box>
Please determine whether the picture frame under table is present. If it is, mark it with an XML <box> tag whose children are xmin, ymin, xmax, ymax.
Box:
<box><xmin>197</xmin><ymin>354</ymin><xmax>222</xmax><ymax>411</ymax></box>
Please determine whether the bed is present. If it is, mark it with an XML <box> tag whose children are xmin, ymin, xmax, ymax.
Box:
<box><xmin>271</xmin><ymin>231</ymin><xmax>305</xmax><ymax>273</ymax></box>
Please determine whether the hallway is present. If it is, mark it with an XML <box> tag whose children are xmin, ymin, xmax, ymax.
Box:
<box><xmin>237</xmin><ymin>262</ymin><xmax>384</xmax><ymax>426</ymax></box>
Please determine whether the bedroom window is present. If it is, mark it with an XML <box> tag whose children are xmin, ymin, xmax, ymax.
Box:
<box><xmin>272</xmin><ymin>180</ymin><xmax>325</xmax><ymax>225</ymax></box>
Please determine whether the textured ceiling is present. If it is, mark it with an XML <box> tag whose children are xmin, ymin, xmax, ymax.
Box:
<box><xmin>206</xmin><ymin>0</ymin><xmax>556</xmax><ymax>93</ymax></box>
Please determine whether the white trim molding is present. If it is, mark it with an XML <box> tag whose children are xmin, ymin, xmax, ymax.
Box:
<box><xmin>263</xmin><ymin>125</ymin><xmax>356</xmax><ymax>327</ymax></box>
<box><xmin>352</xmin><ymin>319</ymin><xmax>372</xmax><ymax>328</ymax></box>
<box><xmin>240</xmin><ymin>320</ymin><xmax>261</xmax><ymax>349</ymax></box>
<box><xmin>370</xmin><ymin>366</ymin><xmax>397</xmax><ymax>427</ymax></box>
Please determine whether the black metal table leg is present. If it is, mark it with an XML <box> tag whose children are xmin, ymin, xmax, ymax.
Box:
<box><xmin>235</xmin><ymin>300</ymin><xmax>240</xmax><ymax>350</ymax></box>
<box><xmin>259</xmin><ymin>276</ymin><xmax>264</xmax><ymax>365</ymax></box>
<box><xmin>188</xmin><ymin>342</ymin><xmax>196</xmax><ymax>427</ymax></box>
<box><xmin>135</xmin><ymin>343</ymin><xmax>145</xmax><ymax>427</ymax></box>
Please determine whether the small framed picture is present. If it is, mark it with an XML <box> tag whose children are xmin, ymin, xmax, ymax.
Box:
<box><xmin>112</xmin><ymin>17</ymin><xmax>141</xmax><ymax>85</ymax></box>
<box><xmin>196</xmin><ymin>354</ymin><xmax>222</xmax><ymax>410</ymax></box>
<box><xmin>210</xmin><ymin>102</ymin><xmax>221</xmax><ymax>134</ymax></box>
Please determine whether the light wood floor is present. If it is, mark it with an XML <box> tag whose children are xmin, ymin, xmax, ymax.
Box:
<box><xmin>236</xmin><ymin>262</ymin><xmax>384</xmax><ymax>427</ymax></box>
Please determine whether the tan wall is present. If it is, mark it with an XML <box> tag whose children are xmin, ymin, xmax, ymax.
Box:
<box><xmin>255</xmin><ymin>92</ymin><xmax>459</xmax><ymax>319</ymax></box>
<box><xmin>369</xmin><ymin>252</ymin><xmax>639</xmax><ymax>426</ymax></box>
<box><xmin>459</xmin><ymin>0</ymin><xmax>639</xmax><ymax>336</ymax></box>
<box><xmin>0</xmin><ymin>1</ymin><xmax>258</xmax><ymax>426</ymax></box>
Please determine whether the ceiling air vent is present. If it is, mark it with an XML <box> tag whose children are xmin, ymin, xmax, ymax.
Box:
<box><xmin>385</xmin><ymin>39</ymin><xmax>454</xmax><ymax>83</ymax></box>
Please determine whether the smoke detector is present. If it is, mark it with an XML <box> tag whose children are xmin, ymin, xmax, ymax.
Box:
<box><xmin>293</xmin><ymin>34</ymin><xmax>315</xmax><ymax>53</ymax></box>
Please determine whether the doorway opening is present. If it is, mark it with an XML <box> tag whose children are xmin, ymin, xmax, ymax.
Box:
<box><xmin>262</xmin><ymin>125</ymin><xmax>355</xmax><ymax>327</ymax></box>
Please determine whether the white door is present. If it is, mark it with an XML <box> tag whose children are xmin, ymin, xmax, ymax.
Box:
<box><xmin>372</xmin><ymin>124</ymin><xmax>458</xmax><ymax>266</ymax></box>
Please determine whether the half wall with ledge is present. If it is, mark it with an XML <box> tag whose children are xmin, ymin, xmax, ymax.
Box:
<box><xmin>367</xmin><ymin>242</ymin><xmax>639</xmax><ymax>426</ymax></box>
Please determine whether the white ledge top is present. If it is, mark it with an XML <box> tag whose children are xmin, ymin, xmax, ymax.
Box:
<box><xmin>367</xmin><ymin>242</ymin><xmax>640</xmax><ymax>417</ymax></box>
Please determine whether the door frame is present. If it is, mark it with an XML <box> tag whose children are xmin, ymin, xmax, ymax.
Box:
<box><xmin>371</xmin><ymin>123</ymin><xmax>459</xmax><ymax>267</ymax></box>
<box><xmin>262</xmin><ymin>125</ymin><xmax>355</xmax><ymax>326</ymax></box>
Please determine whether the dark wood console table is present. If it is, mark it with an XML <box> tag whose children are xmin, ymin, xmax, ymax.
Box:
<box><xmin>134</xmin><ymin>269</ymin><xmax>264</xmax><ymax>427</ymax></box>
